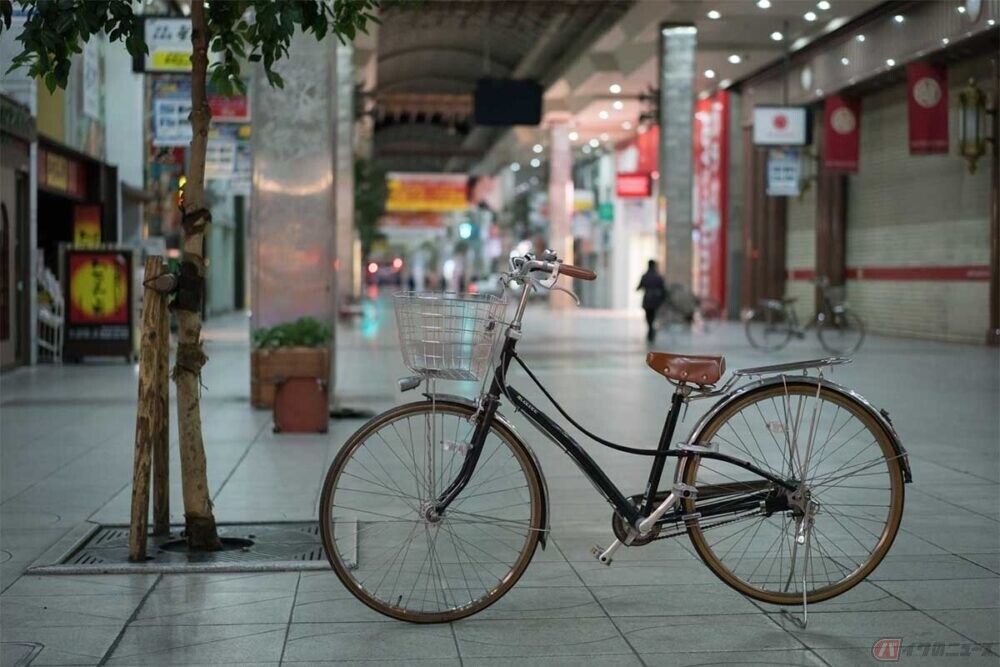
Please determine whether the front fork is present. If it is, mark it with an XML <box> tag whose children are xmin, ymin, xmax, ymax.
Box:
<box><xmin>432</xmin><ymin>393</ymin><xmax>500</xmax><ymax>513</ymax></box>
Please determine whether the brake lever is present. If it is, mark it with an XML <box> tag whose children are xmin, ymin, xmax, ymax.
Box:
<box><xmin>551</xmin><ymin>284</ymin><xmax>581</xmax><ymax>306</ymax></box>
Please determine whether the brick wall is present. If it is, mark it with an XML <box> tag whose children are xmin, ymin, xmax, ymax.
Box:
<box><xmin>845</xmin><ymin>57</ymin><xmax>992</xmax><ymax>343</ymax></box>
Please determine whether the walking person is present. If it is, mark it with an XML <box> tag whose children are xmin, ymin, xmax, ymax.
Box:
<box><xmin>637</xmin><ymin>259</ymin><xmax>667</xmax><ymax>343</ymax></box>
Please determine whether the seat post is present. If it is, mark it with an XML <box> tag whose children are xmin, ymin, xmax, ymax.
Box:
<box><xmin>639</xmin><ymin>385</ymin><xmax>688</xmax><ymax>515</ymax></box>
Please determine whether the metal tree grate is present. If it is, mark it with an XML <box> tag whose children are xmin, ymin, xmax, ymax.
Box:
<box><xmin>30</xmin><ymin>521</ymin><xmax>352</xmax><ymax>574</ymax></box>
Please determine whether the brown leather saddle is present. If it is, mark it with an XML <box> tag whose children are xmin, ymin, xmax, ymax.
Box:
<box><xmin>646</xmin><ymin>351</ymin><xmax>726</xmax><ymax>386</ymax></box>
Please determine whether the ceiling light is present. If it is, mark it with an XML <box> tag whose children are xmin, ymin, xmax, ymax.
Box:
<box><xmin>510</xmin><ymin>162</ymin><xmax>520</xmax><ymax>172</ymax></box>
<box><xmin>804</xmin><ymin>11</ymin><xmax>817</xmax><ymax>21</ymax></box>
<box><xmin>856</xmin><ymin>34</ymin><xmax>866</xmax><ymax>42</ymax></box>
<box><xmin>886</xmin><ymin>58</ymin><xmax>896</xmax><ymax>67</ymax></box>
<box><xmin>704</xmin><ymin>68</ymin><xmax>716</xmax><ymax>79</ymax></box>
<box><xmin>622</xmin><ymin>121</ymin><xmax>632</xmax><ymax>130</ymax></box>
<box><xmin>568</xmin><ymin>131</ymin><xmax>579</xmax><ymax>141</ymax></box>
<box><xmin>756</xmin><ymin>0</ymin><xmax>771</xmax><ymax>8</ymax></box>
<box><xmin>817</xmin><ymin>0</ymin><xmax>831</xmax><ymax>9</ymax></box>
<box><xmin>609</xmin><ymin>83</ymin><xmax>622</xmax><ymax>94</ymax></box>
<box><xmin>613</xmin><ymin>100</ymin><xmax>624</xmax><ymax>110</ymax></box>
<box><xmin>815</xmin><ymin>88</ymin><xmax>824</xmax><ymax>96</ymax></box>
<box><xmin>956</xmin><ymin>5</ymin><xmax>966</xmax><ymax>13</ymax></box>
<box><xmin>530</xmin><ymin>158</ymin><xmax>541</xmax><ymax>168</ymax></box>
<box><xmin>728</xmin><ymin>54</ymin><xmax>742</xmax><ymax>64</ymax></box>
<box><xmin>719</xmin><ymin>78</ymin><xmax>733</xmax><ymax>88</ymax></box>
<box><xmin>841</xmin><ymin>57</ymin><xmax>850</xmax><ymax>65</ymax></box>
<box><xmin>893</xmin><ymin>14</ymin><xmax>904</xmax><ymax>23</ymax></box>
<box><xmin>942</xmin><ymin>37</ymin><xmax>950</xmax><ymax>45</ymax></box>
<box><xmin>707</xmin><ymin>9</ymin><xmax>721</xmax><ymax>19</ymax></box>
<box><xmin>582</xmin><ymin>145</ymin><xmax>592</xmax><ymax>154</ymax></box>
<box><xmin>532</xmin><ymin>143</ymin><xmax>543</xmax><ymax>153</ymax></box>
<box><xmin>770</xmin><ymin>31</ymin><xmax>784</xmax><ymax>41</ymax></box>
<box><xmin>989</xmin><ymin>19</ymin><xmax>996</xmax><ymax>26</ymax></box>
<box><xmin>598</xmin><ymin>110</ymin><xmax>609</xmax><ymax>119</ymax></box>
<box><xmin>600</xmin><ymin>132</ymin><xmax>609</xmax><ymax>141</ymax></box>
<box><xmin>589</xmin><ymin>138</ymin><xmax>600</xmax><ymax>147</ymax></box>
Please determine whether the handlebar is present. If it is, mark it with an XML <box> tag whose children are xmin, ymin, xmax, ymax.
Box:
<box><xmin>509</xmin><ymin>253</ymin><xmax>597</xmax><ymax>282</ymax></box>
<box><xmin>559</xmin><ymin>264</ymin><xmax>597</xmax><ymax>281</ymax></box>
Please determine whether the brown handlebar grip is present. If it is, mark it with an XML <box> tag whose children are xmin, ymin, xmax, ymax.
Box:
<box><xmin>559</xmin><ymin>264</ymin><xmax>597</xmax><ymax>281</ymax></box>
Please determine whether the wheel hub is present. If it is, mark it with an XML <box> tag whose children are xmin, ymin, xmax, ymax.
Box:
<box><xmin>421</xmin><ymin>501</ymin><xmax>444</xmax><ymax>524</ymax></box>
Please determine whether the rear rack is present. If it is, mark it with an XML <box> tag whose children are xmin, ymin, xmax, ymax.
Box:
<box><xmin>733</xmin><ymin>357</ymin><xmax>851</xmax><ymax>377</ymax></box>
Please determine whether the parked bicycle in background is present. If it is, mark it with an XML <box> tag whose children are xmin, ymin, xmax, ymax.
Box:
<box><xmin>744</xmin><ymin>277</ymin><xmax>866</xmax><ymax>355</ymax></box>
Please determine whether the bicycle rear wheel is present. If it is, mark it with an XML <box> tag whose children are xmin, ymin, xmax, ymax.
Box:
<box><xmin>745</xmin><ymin>304</ymin><xmax>793</xmax><ymax>352</ymax></box>
<box><xmin>319</xmin><ymin>400</ymin><xmax>544</xmax><ymax>622</ymax></box>
<box><xmin>818</xmin><ymin>310</ymin><xmax>865</xmax><ymax>355</ymax></box>
<box><xmin>681</xmin><ymin>381</ymin><xmax>905</xmax><ymax>605</ymax></box>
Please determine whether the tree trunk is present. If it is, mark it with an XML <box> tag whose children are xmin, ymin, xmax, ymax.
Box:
<box><xmin>173</xmin><ymin>0</ymin><xmax>221</xmax><ymax>551</ymax></box>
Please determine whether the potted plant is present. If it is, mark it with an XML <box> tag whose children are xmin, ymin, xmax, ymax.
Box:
<box><xmin>250</xmin><ymin>317</ymin><xmax>332</xmax><ymax>409</ymax></box>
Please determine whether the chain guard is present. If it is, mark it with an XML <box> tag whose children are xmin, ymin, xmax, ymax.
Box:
<box><xmin>613</xmin><ymin>491</ymin><xmax>764</xmax><ymax>545</ymax></box>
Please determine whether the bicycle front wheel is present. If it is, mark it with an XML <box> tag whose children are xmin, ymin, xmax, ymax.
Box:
<box><xmin>682</xmin><ymin>381</ymin><xmax>905</xmax><ymax>605</ymax></box>
<box><xmin>319</xmin><ymin>400</ymin><xmax>544</xmax><ymax>623</ymax></box>
<box><xmin>818</xmin><ymin>310</ymin><xmax>866</xmax><ymax>355</ymax></box>
<box><xmin>744</xmin><ymin>305</ymin><xmax>793</xmax><ymax>352</ymax></box>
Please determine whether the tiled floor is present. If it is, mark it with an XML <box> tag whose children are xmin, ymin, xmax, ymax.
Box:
<box><xmin>1</xmin><ymin>299</ymin><xmax>998</xmax><ymax>665</ymax></box>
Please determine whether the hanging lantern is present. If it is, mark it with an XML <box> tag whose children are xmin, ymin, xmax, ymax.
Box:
<box><xmin>958</xmin><ymin>78</ymin><xmax>994</xmax><ymax>174</ymax></box>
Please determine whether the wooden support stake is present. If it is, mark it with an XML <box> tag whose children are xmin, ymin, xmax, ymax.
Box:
<box><xmin>129</xmin><ymin>256</ymin><xmax>170</xmax><ymax>561</ymax></box>
<box><xmin>152</xmin><ymin>273</ymin><xmax>171</xmax><ymax>536</ymax></box>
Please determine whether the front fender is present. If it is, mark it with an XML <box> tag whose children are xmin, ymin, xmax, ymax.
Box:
<box><xmin>684</xmin><ymin>376</ymin><xmax>912</xmax><ymax>483</ymax></box>
<box><xmin>423</xmin><ymin>393</ymin><xmax>551</xmax><ymax>547</ymax></box>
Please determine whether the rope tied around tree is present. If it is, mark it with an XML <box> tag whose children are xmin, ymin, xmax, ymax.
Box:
<box><xmin>173</xmin><ymin>341</ymin><xmax>209</xmax><ymax>393</ymax></box>
<box><xmin>181</xmin><ymin>207</ymin><xmax>212</xmax><ymax>236</ymax></box>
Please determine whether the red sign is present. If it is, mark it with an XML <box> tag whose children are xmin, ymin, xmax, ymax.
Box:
<box><xmin>208</xmin><ymin>92</ymin><xmax>250</xmax><ymax>123</ymax></box>
<box><xmin>692</xmin><ymin>90</ymin><xmax>729</xmax><ymax>311</ymax></box>
<box><xmin>823</xmin><ymin>95</ymin><xmax>861</xmax><ymax>172</ymax></box>
<box><xmin>907</xmin><ymin>62</ymin><xmax>948</xmax><ymax>154</ymax></box>
<box><xmin>68</xmin><ymin>251</ymin><xmax>130</xmax><ymax>325</ymax></box>
<box><xmin>616</xmin><ymin>172</ymin><xmax>652</xmax><ymax>198</ymax></box>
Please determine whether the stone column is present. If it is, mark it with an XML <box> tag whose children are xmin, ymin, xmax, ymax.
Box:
<box><xmin>334</xmin><ymin>41</ymin><xmax>355</xmax><ymax>310</ymax></box>
<box><xmin>658</xmin><ymin>24</ymin><xmax>697</xmax><ymax>289</ymax></box>
<box><xmin>250</xmin><ymin>32</ymin><xmax>336</xmax><ymax>330</ymax></box>
<box><xmin>547</xmin><ymin>117</ymin><xmax>574</xmax><ymax>307</ymax></box>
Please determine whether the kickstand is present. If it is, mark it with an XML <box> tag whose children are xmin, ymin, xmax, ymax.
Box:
<box><xmin>780</xmin><ymin>520</ymin><xmax>812</xmax><ymax>630</ymax></box>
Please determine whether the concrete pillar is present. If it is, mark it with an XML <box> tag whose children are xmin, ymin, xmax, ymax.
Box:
<box><xmin>547</xmin><ymin>117</ymin><xmax>574</xmax><ymax>307</ymax></box>
<box><xmin>334</xmin><ymin>41</ymin><xmax>355</xmax><ymax>308</ymax></box>
<box><xmin>658</xmin><ymin>24</ymin><xmax>697</xmax><ymax>289</ymax></box>
<box><xmin>250</xmin><ymin>32</ymin><xmax>336</xmax><ymax>330</ymax></box>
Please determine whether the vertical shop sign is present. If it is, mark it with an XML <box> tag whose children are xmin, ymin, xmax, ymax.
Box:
<box><xmin>83</xmin><ymin>39</ymin><xmax>101</xmax><ymax>120</ymax></box>
<box><xmin>64</xmin><ymin>249</ymin><xmax>134</xmax><ymax>359</ymax></box>
<box><xmin>73</xmin><ymin>205</ymin><xmax>102</xmax><ymax>247</ymax></box>
<box><xmin>766</xmin><ymin>149</ymin><xmax>802</xmax><ymax>197</ymax></box>
<box><xmin>691</xmin><ymin>90</ymin><xmax>729</xmax><ymax>310</ymax></box>
<box><xmin>907</xmin><ymin>62</ymin><xmax>948</xmax><ymax>154</ymax></box>
<box><xmin>823</xmin><ymin>95</ymin><xmax>861</xmax><ymax>172</ymax></box>
<box><xmin>152</xmin><ymin>77</ymin><xmax>193</xmax><ymax>147</ymax></box>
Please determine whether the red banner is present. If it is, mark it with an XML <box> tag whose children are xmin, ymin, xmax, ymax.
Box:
<box><xmin>616</xmin><ymin>172</ymin><xmax>652</xmax><ymax>198</ymax></box>
<box><xmin>907</xmin><ymin>62</ymin><xmax>948</xmax><ymax>154</ymax></box>
<box><xmin>692</xmin><ymin>90</ymin><xmax>729</xmax><ymax>311</ymax></box>
<box><xmin>823</xmin><ymin>95</ymin><xmax>861</xmax><ymax>172</ymax></box>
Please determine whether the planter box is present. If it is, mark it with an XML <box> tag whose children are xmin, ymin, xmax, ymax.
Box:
<box><xmin>251</xmin><ymin>346</ymin><xmax>330</xmax><ymax>409</ymax></box>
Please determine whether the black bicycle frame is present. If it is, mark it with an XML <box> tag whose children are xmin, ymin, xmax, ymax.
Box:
<box><xmin>434</xmin><ymin>335</ymin><xmax>795</xmax><ymax>529</ymax></box>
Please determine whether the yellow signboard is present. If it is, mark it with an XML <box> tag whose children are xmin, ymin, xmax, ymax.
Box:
<box><xmin>152</xmin><ymin>51</ymin><xmax>192</xmax><ymax>71</ymax></box>
<box><xmin>386</xmin><ymin>173</ymin><xmax>468</xmax><ymax>213</ymax></box>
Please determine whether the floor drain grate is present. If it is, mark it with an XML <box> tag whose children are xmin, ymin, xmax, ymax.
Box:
<box><xmin>31</xmin><ymin>522</ymin><xmax>345</xmax><ymax>574</ymax></box>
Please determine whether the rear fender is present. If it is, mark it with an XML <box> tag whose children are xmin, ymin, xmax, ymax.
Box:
<box><xmin>684</xmin><ymin>376</ymin><xmax>912</xmax><ymax>483</ymax></box>
<box><xmin>423</xmin><ymin>393</ymin><xmax>551</xmax><ymax>548</ymax></box>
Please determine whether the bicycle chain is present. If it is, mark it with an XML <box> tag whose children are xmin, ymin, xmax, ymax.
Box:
<box><xmin>648</xmin><ymin>509</ymin><xmax>765</xmax><ymax>542</ymax></box>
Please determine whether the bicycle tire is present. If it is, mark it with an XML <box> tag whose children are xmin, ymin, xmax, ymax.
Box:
<box><xmin>681</xmin><ymin>381</ymin><xmax>905</xmax><ymax>605</ymax></box>
<box><xmin>319</xmin><ymin>400</ymin><xmax>544</xmax><ymax>623</ymax></box>
<box><xmin>744</xmin><ymin>304</ymin><xmax>793</xmax><ymax>352</ymax></box>
<box><xmin>818</xmin><ymin>310</ymin><xmax>866</xmax><ymax>355</ymax></box>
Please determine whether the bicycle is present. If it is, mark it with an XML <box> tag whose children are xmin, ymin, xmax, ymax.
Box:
<box><xmin>744</xmin><ymin>277</ymin><xmax>866</xmax><ymax>355</ymax></box>
<box><xmin>319</xmin><ymin>251</ymin><xmax>911</xmax><ymax>623</ymax></box>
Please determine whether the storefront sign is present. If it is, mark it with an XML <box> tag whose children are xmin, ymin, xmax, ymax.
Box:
<box><xmin>152</xmin><ymin>77</ymin><xmax>193</xmax><ymax>147</ymax></box>
<box><xmin>766</xmin><ymin>149</ymin><xmax>802</xmax><ymax>197</ymax></box>
<box><xmin>386</xmin><ymin>173</ymin><xmax>468</xmax><ymax>212</ymax></box>
<box><xmin>139</xmin><ymin>17</ymin><xmax>193</xmax><ymax>73</ymax></box>
<box><xmin>616</xmin><ymin>172</ymin><xmax>652</xmax><ymax>198</ymax></box>
<box><xmin>208</xmin><ymin>79</ymin><xmax>251</xmax><ymax>122</ymax></box>
<box><xmin>598</xmin><ymin>201</ymin><xmax>614</xmax><ymax>223</ymax></box>
<box><xmin>83</xmin><ymin>39</ymin><xmax>101</xmax><ymax>120</ymax></box>
<box><xmin>378</xmin><ymin>212</ymin><xmax>447</xmax><ymax>229</ymax></box>
<box><xmin>823</xmin><ymin>96</ymin><xmax>861</xmax><ymax>172</ymax></box>
<box><xmin>753</xmin><ymin>106</ymin><xmax>811</xmax><ymax>146</ymax></box>
<box><xmin>73</xmin><ymin>205</ymin><xmax>102</xmax><ymax>247</ymax></box>
<box><xmin>64</xmin><ymin>249</ymin><xmax>134</xmax><ymax>358</ymax></box>
<box><xmin>38</xmin><ymin>148</ymin><xmax>88</xmax><ymax>198</ymax></box>
<box><xmin>692</xmin><ymin>90</ymin><xmax>729</xmax><ymax>311</ymax></box>
<box><xmin>907</xmin><ymin>62</ymin><xmax>948</xmax><ymax>154</ymax></box>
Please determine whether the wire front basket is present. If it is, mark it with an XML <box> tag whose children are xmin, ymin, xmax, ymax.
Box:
<box><xmin>394</xmin><ymin>292</ymin><xmax>508</xmax><ymax>382</ymax></box>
